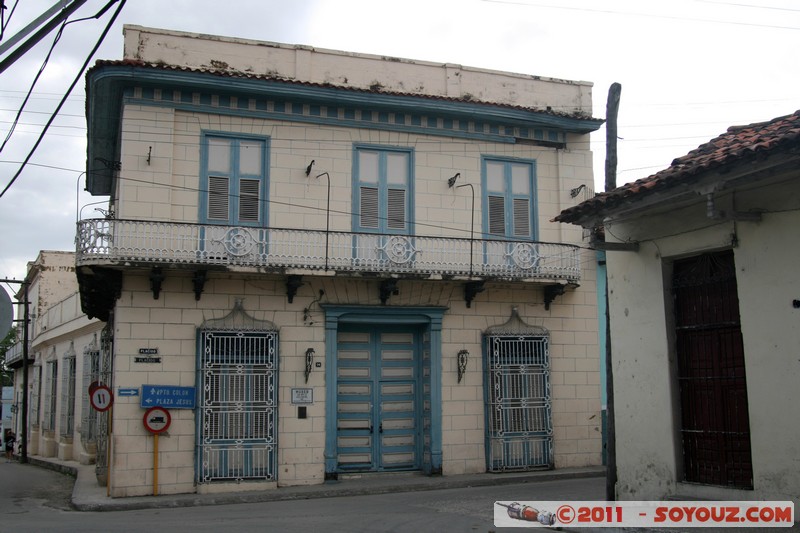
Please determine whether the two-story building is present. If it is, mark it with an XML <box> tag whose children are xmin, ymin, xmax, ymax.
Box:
<box><xmin>76</xmin><ymin>25</ymin><xmax>604</xmax><ymax>497</ymax></box>
<box><xmin>5</xmin><ymin>251</ymin><xmax>104</xmax><ymax>465</ymax></box>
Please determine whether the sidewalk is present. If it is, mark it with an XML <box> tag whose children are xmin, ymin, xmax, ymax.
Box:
<box><xmin>22</xmin><ymin>453</ymin><xmax>606</xmax><ymax>512</ymax></box>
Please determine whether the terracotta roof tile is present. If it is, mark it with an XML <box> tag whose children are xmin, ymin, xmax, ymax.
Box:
<box><xmin>89</xmin><ymin>59</ymin><xmax>601</xmax><ymax>124</ymax></box>
<box><xmin>555</xmin><ymin>110</ymin><xmax>800</xmax><ymax>224</ymax></box>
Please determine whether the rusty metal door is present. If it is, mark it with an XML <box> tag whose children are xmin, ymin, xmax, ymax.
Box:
<box><xmin>672</xmin><ymin>250</ymin><xmax>753</xmax><ymax>489</ymax></box>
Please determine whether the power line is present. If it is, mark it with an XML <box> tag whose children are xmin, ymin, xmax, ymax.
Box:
<box><xmin>481</xmin><ymin>0</ymin><xmax>800</xmax><ymax>30</ymax></box>
<box><xmin>0</xmin><ymin>0</ymin><xmax>126</xmax><ymax>198</ymax></box>
<box><xmin>0</xmin><ymin>12</ymin><xmax>68</xmax><ymax>155</ymax></box>
<box><xmin>0</xmin><ymin>0</ymin><xmax>21</xmax><ymax>40</ymax></box>
<box><xmin>695</xmin><ymin>0</ymin><xmax>800</xmax><ymax>13</ymax></box>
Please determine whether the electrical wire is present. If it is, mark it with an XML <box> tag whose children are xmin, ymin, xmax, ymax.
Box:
<box><xmin>0</xmin><ymin>0</ymin><xmax>126</xmax><ymax>199</ymax></box>
<box><xmin>480</xmin><ymin>0</ymin><xmax>800</xmax><ymax>31</ymax></box>
<box><xmin>0</xmin><ymin>13</ymin><xmax>68</xmax><ymax>155</ymax></box>
<box><xmin>0</xmin><ymin>0</ymin><xmax>20</xmax><ymax>40</ymax></box>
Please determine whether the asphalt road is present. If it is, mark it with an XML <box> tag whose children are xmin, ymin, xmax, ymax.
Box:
<box><xmin>0</xmin><ymin>460</ymin><xmax>605</xmax><ymax>532</ymax></box>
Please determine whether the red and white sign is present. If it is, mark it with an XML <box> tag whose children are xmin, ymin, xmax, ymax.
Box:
<box><xmin>143</xmin><ymin>406</ymin><xmax>171</xmax><ymax>434</ymax></box>
<box><xmin>89</xmin><ymin>384</ymin><xmax>113</xmax><ymax>412</ymax></box>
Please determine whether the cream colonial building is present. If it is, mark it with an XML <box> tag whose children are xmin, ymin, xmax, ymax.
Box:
<box><xmin>76</xmin><ymin>26</ymin><xmax>604</xmax><ymax>497</ymax></box>
<box><xmin>5</xmin><ymin>251</ymin><xmax>104</xmax><ymax>466</ymax></box>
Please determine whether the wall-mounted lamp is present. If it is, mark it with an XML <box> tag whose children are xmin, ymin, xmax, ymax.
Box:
<box><xmin>457</xmin><ymin>349</ymin><xmax>469</xmax><ymax>384</ymax></box>
<box><xmin>448</xmin><ymin>173</ymin><xmax>476</xmax><ymax>276</ymax></box>
<box><xmin>569</xmin><ymin>184</ymin><xmax>586</xmax><ymax>198</ymax></box>
<box><xmin>305</xmin><ymin>160</ymin><xmax>316</xmax><ymax>177</ymax></box>
<box><xmin>305</xmin><ymin>348</ymin><xmax>315</xmax><ymax>383</ymax></box>
<box><xmin>447</xmin><ymin>172</ymin><xmax>461</xmax><ymax>188</ymax></box>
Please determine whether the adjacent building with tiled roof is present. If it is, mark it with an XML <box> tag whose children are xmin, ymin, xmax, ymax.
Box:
<box><xmin>556</xmin><ymin>111</ymin><xmax>800</xmax><ymax>509</ymax></box>
<box><xmin>555</xmin><ymin>110</ymin><xmax>800</xmax><ymax>227</ymax></box>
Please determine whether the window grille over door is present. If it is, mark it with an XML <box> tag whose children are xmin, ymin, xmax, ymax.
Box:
<box><xmin>80</xmin><ymin>338</ymin><xmax>100</xmax><ymax>446</ymax></box>
<box><xmin>43</xmin><ymin>359</ymin><xmax>58</xmax><ymax>431</ymax></box>
<box><xmin>95</xmin><ymin>323</ymin><xmax>114</xmax><ymax>483</ymax></box>
<box><xmin>197</xmin><ymin>301</ymin><xmax>278</xmax><ymax>483</ymax></box>
<box><xmin>672</xmin><ymin>250</ymin><xmax>753</xmax><ymax>489</ymax></box>
<box><xmin>483</xmin><ymin>309</ymin><xmax>552</xmax><ymax>472</ymax></box>
<box><xmin>60</xmin><ymin>347</ymin><xmax>76</xmax><ymax>437</ymax></box>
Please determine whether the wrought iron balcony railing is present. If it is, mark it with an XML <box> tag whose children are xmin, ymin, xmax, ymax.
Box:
<box><xmin>76</xmin><ymin>219</ymin><xmax>581</xmax><ymax>282</ymax></box>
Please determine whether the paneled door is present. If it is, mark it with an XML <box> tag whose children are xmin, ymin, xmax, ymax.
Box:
<box><xmin>336</xmin><ymin>326</ymin><xmax>421</xmax><ymax>472</ymax></box>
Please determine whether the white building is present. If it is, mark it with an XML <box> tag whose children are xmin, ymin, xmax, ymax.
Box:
<box><xmin>556</xmin><ymin>111</ymin><xmax>800</xmax><ymax>509</ymax></box>
<box><xmin>4</xmin><ymin>251</ymin><xmax>104</xmax><ymax>465</ymax></box>
<box><xmin>76</xmin><ymin>26</ymin><xmax>604</xmax><ymax>497</ymax></box>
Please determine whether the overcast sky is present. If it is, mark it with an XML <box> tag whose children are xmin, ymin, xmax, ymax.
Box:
<box><xmin>0</xmin><ymin>0</ymin><xmax>798</xmax><ymax>290</ymax></box>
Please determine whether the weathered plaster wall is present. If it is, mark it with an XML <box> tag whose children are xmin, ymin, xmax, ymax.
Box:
<box><xmin>605</xmin><ymin>179</ymin><xmax>800</xmax><ymax>508</ymax></box>
<box><xmin>122</xmin><ymin>26</ymin><xmax>593</xmax><ymax>114</ymax></box>
<box><xmin>108</xmin><ymin>270</ymin><xmax>601</xmax><ymax>497</ymax></box>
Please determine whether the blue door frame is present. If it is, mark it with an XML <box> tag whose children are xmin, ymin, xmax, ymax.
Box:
<box><xmin>322</xmin><ymin>305</ymin><xmax>446</xmax><ymax>477</ymax></box>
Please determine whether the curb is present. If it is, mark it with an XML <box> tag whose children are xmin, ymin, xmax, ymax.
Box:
<box><xmin>19</xmin><ymin>456</ymin><xmax>605</xmax><ymax>513</ymax></box>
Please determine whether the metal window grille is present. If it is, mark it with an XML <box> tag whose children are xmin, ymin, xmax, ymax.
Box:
<box><xmin>484</xmin><ymin>333</ymin><xmax>552</xmax><ymax>472</ymax></box>
<box><xmin>43</xmin><ymin>360</ymin><xmax>58</xmax><ymax>431</ymax></box>
<box><xmin>30</xmin><ymin>365</ymin><xmax>40</xmax><ymax>427</ymax></box>
<box><xmin>80</xmin><ymin>339</ymin><xmax>100</xmax><ymax>445</ymax></box>
<box><xmin>197</xmin><ymin>328</ymin><xmax>278</xmax><ymax>483</ymax></box>
<box><xmin>60</xmin><ymin>352</ymin><xmax>76</xmax><ymax>437</ymax></box>
<box><xmin>95</xmin><ymin>324</ymin><xmax>114</xmax><ymax>482</ymax></box>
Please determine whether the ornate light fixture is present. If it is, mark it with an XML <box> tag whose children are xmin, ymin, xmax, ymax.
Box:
<box><xmin>457</xmin><ymin>349</ymin><xmax>469</xmax><ymax>384</ymax></box>
<box><xmin>305</xmin><ymin>348</ymin><xmax>315</xmax><ymax>383</ymax></box>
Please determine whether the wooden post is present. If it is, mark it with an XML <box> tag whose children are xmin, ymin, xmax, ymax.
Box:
<box><xmin>605</xmin><ymin>82</ymin><xmax>622</xmax><ymax>192</ymax></box>
<box><xmin>604</xmin><ymin>82</ymin><xmax>621</xmax><ymax>502</ymax></box>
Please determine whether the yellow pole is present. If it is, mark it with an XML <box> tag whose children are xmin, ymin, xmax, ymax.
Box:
<box><xmin>153</xmin><ymin>433</ymin><xmax>159</xmax><ymax>496</ymax></box>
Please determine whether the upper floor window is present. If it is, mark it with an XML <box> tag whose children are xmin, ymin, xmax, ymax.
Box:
<box><xmin>353</xmin><ymin>146</ymin><xmax>413</xmax><ymax>234</ymax></box>
<box><xmin>201</xmin><ymin>134</ymin><xmax>268</xmax><ymax>226</ymax></box>
<box><xmin>482</xmin><ymin>157</ymin><xmax>537</xmax><ymax>240</ymax></box>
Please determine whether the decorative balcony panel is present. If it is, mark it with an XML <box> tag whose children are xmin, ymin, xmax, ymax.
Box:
<box><xmin>76</xmin><ymin>219</ymin><xmax>581</xmax><ymax>282</ymax></box>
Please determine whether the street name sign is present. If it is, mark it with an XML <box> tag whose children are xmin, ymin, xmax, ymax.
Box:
<box><xmin>140</xmin><ymin>384</ymin><xmax>196</xmax><ymax>409</ymax></box>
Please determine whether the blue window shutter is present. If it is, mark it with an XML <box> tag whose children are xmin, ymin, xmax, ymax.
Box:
<box><xmin>208</xmin><ymin>176</ymin><xmax>230</xmax><ymax>220</ymax></box>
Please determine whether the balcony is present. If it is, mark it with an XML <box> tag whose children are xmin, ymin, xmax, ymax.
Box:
<box><xmin>4</xmin><ymin>341</ymin><xmax>30</xmax><ymax>369</ymax></box>
<box><xmin>76</xmin><ymin>219</ymin><xmax>581</xmax><ymax>283</ymax></box>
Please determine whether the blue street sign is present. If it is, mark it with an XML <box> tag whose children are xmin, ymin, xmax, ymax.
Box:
<box><xmin>140</xmin><ymin>384</ymin><xmax>196</xmax><ymax>409</ymax></box>
<box><xmin>118</xmin><ymin>388</ymin><xmax>139</xmax><ymax>397</ymax></box>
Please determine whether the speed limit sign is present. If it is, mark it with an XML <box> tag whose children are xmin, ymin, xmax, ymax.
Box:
<box><xmin>90</xmin><ymin>384</ymin><xmax>114</xmax><ymax>412</ymax></box>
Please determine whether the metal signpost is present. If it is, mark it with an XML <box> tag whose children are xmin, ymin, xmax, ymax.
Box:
<box><xmin>143</xmin><ymin>406</ymin><xmax>171</xmax><ymax>496</ymax></box>
<box><xmin>89</xmin><ymin>383</ymin><xmax>114</xmax><ymax>496</ymax></box>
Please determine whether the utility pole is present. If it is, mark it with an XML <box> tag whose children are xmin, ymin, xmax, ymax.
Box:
<box><xmin>604</xmin><ymin>82</ymin><xmax>621</xmax><ymax>501</ymax></box>
<box><xmin>605</xmin><ymin>82</ymin><xmax>622</xmax><ymax>191</ymax></box>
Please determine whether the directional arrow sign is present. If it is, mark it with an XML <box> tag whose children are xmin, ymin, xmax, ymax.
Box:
<box><xmin>140</xmin><ymin>384</ymin><xmax>196</xmax><ymax>409</ymax></box>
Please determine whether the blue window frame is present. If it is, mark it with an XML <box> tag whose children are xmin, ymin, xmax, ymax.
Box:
<box><xmin>481</xmin><ymin>157</ymin><xmax>537</xmax><ymax>240</ymax></box>
<box><xmin>200</xmin><ymin>133</ymin><xmax>269</xmax><ymax>226</ymax></box>
<box><xmin>352</xmin><ymin>146</ymin><xmax>413</xmax><ymax>234</ymax></box>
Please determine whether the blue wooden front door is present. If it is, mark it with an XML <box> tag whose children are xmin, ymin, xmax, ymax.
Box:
<box><xmin>336</xmin><ymin>326</ymin><xmax>421</xmax><ymax>472</ymax></box>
